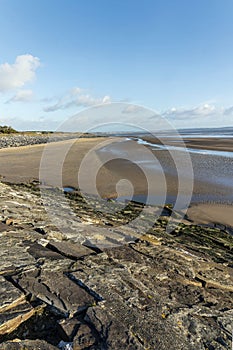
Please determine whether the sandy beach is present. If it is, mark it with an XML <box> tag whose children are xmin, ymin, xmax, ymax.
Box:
<box><xmin>0</xmin><ymin>135</ymin><xmax>232</xmax><ymax>229</ymax></box>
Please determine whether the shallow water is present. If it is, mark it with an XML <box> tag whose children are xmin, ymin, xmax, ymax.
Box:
<box><xmin>63</xmin><ymin>186</ymin><xmax>76</xmax><ymax>193</ymax></box>
<box><xmin>137</xmin><ymin>137</ymin><xmax>233</xmax><ymax>158</ymax></box>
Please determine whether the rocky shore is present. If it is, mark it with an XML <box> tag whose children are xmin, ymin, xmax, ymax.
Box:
<box><xmin>0</xmin><ymin>181</ymin><xmax>232</xmax><ymax>349</ymax></box>
<box><xmin>0</xmin><ymin>133</ymin><xmax>92</xmax><ymax>149</ymax></box>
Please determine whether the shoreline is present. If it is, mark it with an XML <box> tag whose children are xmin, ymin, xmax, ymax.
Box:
<box><xmin>137</xmin><ymin>135</ymin><xmax>233</xmax><ymax>152</ymax></box>
<box><xmin>0</xmin><ymin>135</ymin><xmax>232</xmax><ymax>229</ymax></box>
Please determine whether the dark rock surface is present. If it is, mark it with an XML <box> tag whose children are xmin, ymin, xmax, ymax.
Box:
<box><xmin>13</xmin><ymin>269</ymin><xmax>95</xmax><ymax>317</ymax></box>
<box><xmin>1</xmin><ymin>339</ymin><xmax>58</xmax><ymax>349</ymax></box>
<box><xmin>0</xmin><ymin>181</ymin><xmax>232</xmax><ymax>349</ymax></box>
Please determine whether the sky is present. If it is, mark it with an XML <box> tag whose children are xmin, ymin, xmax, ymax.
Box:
<box><xmin>0</xmin><ymin>0</ymin><xmax>233</xmax><ymax>131</ymax></box>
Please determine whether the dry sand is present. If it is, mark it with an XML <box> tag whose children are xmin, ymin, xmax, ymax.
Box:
<box><xmin>0</xmin><ymin>137</ymin><xmax>107</xmax><ymax>184</ymax></box>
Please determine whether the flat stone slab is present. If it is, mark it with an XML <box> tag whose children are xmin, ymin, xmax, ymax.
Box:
<box><xmin>1</xmin><ymin>339</ymin><xmax>58</xmax><ymax>349</ymax></box>
<box><xmin>71</xmin><ymin>242</ymin><xmax>233</xmax><ymax>350</ymax></box>
<box><xmin>0</xmin><ymin>232</ymin><xmax>40</xmax><ymax>275</ymax></box>
<box><xmin>0</xmin><ymin>276</ymin><xmax>38</xmax><ymax>337</ymax></box>
<box><xmin>47</xmin><ymin>240</ymin><xmax>95</xmax><ymax>260</ymax></box>
<box><xmin>58</xmin><ymin>317</ymin><xmax>81</xmax><ymax>342</ymax></box>
<box><xmin>0</xmin><ymin>276</ymin><xmax>24</xmax><ymax>312</ymax></box>
<box><xmin>0</xmin><ymin>223</ymin><xmax>12</xmax><ymax>232</ymax></box>
<box><xmin>26</xmin><ymin>241</ymin><xmax>66</xmax><ymax>260</ymax></box>
<box><xmin>73</xmin><ymin>323</ymin><xmax>96</xmax><ymax>350</ymax></box>
<box><xmin>85</xmin><ymin>306</ymin><xmax>145</xmax><ymax>350</ymax></box>
<box><xmin>13</xmin><ymin>269</ymin><xmax>95</xmax><ymax>317</ymax></box>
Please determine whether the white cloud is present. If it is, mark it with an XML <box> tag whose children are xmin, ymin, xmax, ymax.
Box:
<box><xmin>0</xmin><ymin>54</ymin><xmax>40</xmax><ymax>93</ymax></box>
<box><xmin>160</xmin><ymin>103</ymin><xmax>233</xmax><ymax>128</ymax></box>
<box><xmin>162</xmin><ymin>103</ymin><xmax>219</xmax><ymax>120</ymax></box>
<box><xmin>6</xmin><ymin>89</ymin><xmax>34</xmax><ymax>103</ymax></box>
<box><xmin>44</xmin><ymin>87</ymin><xmax>111</xmax><ymax>112</ymax></box>
<box><xmin>122</xmin><ymin>104</ymin><xmax>143</xmax><ymax>114</ymax></box>
<box><xmin>70</xmin><ymin>87</ymin><xmax>83</xmax><ymax>95</ymax></box>
<box><xmin>102</xmin><ymin>95</ymin><xmax>111</xmax><ymax>104</ymax></box>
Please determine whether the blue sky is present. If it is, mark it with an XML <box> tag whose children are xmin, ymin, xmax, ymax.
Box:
<box><xmin>0</xmin><ymin>0</ymin><xmax>233</xmax><ymax>130</ymax></box>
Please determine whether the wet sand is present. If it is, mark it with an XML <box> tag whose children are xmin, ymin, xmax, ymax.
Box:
<box><xmin>0</xmin><ymin>135</ymin><xmax>232</xmax><ymax>228</ymax></box>
<box><xmin>186</xmin><ymin>203</ymin><xmax>233</xmax><ymax>228</ymax></box>
<box><xmin>168</xmin><ymin>137</ymin><xmax>233</xmax><ymax>152</ymax></box>
<box><xmin>141</xmin><ymin>135</ymin><xmax>233</xmax><ymax>153</ymax></box>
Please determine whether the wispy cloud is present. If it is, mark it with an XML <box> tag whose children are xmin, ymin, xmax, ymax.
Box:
<box><xmin>122</xmin><ymin>104</ymin><xmax>144</xmax><ymax>114</ymax></box>
<box><xmin>224</xmin><ymin>106</ymin><xmax>233</xmax><ymax>116</ymax></box>
<box><xmin>159</xmin><ymin>103</ymin><xmax>233</xmax><ymax>128</ymax></box>
<box><xmin>162</xmin><ymin>104</ymin><xmax>219</xmax><ymax>120</ymax></box>
<box><xmin>0</xmin><ymin>55</ymin><xmax>40</xmax><ymax>93</ymax></box>
<box><xmin>44</xmin><ymin>87</ymin><xmax>111</xmax><ymax>112</ymax></box>
<box><xmin>6</xmin><ymin>89</ymin><xmax>34</xmax><ymax>103</ymax></box>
